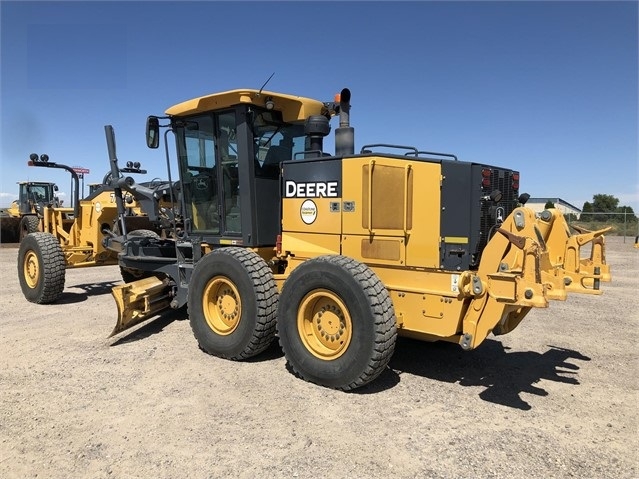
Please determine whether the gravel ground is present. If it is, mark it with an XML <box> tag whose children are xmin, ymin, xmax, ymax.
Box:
<box><xmin>1</xmin><ymin>236</ymin><xmax>637</xmax><ymax>479</ymax></box>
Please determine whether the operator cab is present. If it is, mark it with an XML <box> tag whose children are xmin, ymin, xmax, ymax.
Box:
<box><xmin>148</xmin><ymin>89</ymin><xmax>326</xmax><ymax>247</ymax></box>
<box><xmin>18</xmin><ymin>181</ymin><xmax>58</xmax><ymax>214</ymax></box>
<box><xmin>173</xmin><ymin>107</ymin><xmax>306</xmax><ymax>244</ymax></box>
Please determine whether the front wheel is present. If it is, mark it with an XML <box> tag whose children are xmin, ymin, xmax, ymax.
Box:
<box><xmin>18</xmin><ymin>232</ymin><xmax>66</xmax><ymax>303</ymax></box>
<box><xmin>277</xmin><ymin>255</ymin><xmax>398</xmax><ymax>391</ymax></box>
<box><xmin>188</xmin><ymin>247</ymin><xmax>278</xmax><ymax>360</ymax></box>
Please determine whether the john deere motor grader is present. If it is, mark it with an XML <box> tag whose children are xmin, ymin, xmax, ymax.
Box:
<box><xmin>17</xmin><ymin>153</ymin><xmax>175</xmax><ymax>303</ymax></box>
<box><xmin>22</xmin><ymin>87</ymin><xmax>611</xmax><ymax>391</ymax></box>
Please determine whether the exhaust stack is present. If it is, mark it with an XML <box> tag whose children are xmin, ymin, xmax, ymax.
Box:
<box><xmin>335</xmin><ymin>88</ymin><xmax>354</xmax><ymax>156</ymax></box>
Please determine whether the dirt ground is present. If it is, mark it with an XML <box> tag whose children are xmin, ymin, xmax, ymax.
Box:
<box><xmin>1</xmin><ymin>236</ymin><xmax>637</xmax><ymax>479</ymax></box>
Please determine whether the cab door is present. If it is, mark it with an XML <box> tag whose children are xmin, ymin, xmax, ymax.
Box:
<box><xmin>177</xmin><ymin>111</ymin><xmax>243</xmax><ymax>240</ymax></box>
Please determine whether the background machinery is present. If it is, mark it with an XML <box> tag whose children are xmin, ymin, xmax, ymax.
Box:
<box><xmin>18</xmin><ymin>87</ymin><xmax>611</xmax><ymax>390</ymax></box>
<box><xmin>0</xmin><ymin>181</ymin><xmax>61</xmax><ymax>242</ymax></box>
<box><xmin>16</xmin><ymin>154</ymin><xmax>175</xmax><ymax>302</ymax></box>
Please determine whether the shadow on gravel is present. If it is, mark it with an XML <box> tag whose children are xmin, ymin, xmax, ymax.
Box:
<box><xmin>245</xmin><ymin>340</ymin><xmax>285</xmax><ymax>362</ymax></box>
<box><xmin>56</xmin><ymin>280</ymin><xmax>121</xmax><ymax>304</ymax></box>
<box><xmin>109</xmin><ymin>307</ymin><xmax>188</xmax><ymax>345</ymax></box>
<box><xmin>356</xmin><ymin>338</ymin><xmax>590</xmax><ymax>410</ymax></box>
<box><xmin>108</xmin><ymin>309</ymin><xmax>286</xmax><ymax>360</ymax></box>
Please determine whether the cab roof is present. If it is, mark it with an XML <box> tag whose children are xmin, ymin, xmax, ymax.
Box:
<box><xmin>165</xmin><ymin>89</ymin><xmax>326</xmax><ymax>123</ymax></box>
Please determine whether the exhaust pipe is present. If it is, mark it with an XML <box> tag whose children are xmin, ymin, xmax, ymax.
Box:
<box><xmin>335</xmin><ymin>88</ymin><xmax>354</xmax><ymax>156</ymax></box>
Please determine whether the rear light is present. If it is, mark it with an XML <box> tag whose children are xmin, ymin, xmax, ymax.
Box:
<box><xmin>512</xmin><ymin>172</ymin><xmax>519</xmax><ymax>190</ymax></box>
<box><xmin>481</xmin><ymin>168</ymin><xmax>491</xmax><ymax>188</ymax></box>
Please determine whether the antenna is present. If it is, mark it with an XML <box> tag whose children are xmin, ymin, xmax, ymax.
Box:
<box><xmin>258</xmin><ymin>72</ymin><xmax>275</xmax><ymax>96</ymax></box>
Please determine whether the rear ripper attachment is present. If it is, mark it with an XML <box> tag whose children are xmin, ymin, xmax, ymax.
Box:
<box><xmin>455</xmin><ymin>207</ymin><xmax>610</xmax><ymax>350</ymax></box>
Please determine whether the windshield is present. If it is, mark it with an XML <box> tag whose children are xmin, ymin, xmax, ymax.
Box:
<box><xmin>251</xmin><ymin>109</ymin><xmax>306</xmax><ymax>179</ymax></box>
<box><xmin>26</xmin><ymin>184</ymin><xmax>53</xmax><ymax>203</ymax></box>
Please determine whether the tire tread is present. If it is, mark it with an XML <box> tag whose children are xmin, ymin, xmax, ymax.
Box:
<box><xmin>19</xmin><ymin>215</ymin><xmax>40</xmax><ymax>241</ymax></box>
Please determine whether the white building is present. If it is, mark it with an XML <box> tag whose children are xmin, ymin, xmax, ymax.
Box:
<box><xmin>526</xmin><ymin>197</ymin><xmax>582</xmax><ymax>218</ymax></box>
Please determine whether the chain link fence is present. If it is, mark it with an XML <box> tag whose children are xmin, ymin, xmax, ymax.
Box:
<box><xmin>565</xmin><ymin>211</ymin><xmax>639</xmax><ymax>243</ymax></box>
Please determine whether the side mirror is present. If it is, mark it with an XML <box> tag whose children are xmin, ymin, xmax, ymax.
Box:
<box><xmin>146</xmin><ymin>116</ymin><xmax>160</xmax><ymax>149</ymax></box>
<box><xmin>54</xmin><ymin>185</ymin><xmax>59</xmax><ymax>192</ymax></box>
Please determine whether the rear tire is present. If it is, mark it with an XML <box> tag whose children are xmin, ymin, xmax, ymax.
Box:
<box><xmin>277</xmin><ymin>255</ymin><xmax>397</xmax><ymax>391</ymax></box>
<box><xmin>19</xmin><ymin>215</ymin><xmax>40</xmax><ymax>242</ymax></box>
<box><xmin>120</xmin><ymin>229</ymin><xmax>162</xmax><ymax>283</ymax></box>
<box><xmin>18</xmin><ymin>232</ymin><xmax>66</xmax><ymax>303</ymax></box>
<box><xmin>188</xmin><ymin>247</ymin><xmax>278</xmax><ymax>360</ymax></box>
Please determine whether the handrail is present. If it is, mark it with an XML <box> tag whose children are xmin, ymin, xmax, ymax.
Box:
<box><xmin>368</xmin><ymin>159</ymin><xmax>375</xmax><ymax>235</ymax></box>
<box><xmin>405</xmin><ymin>150</ymin><xmax>458</xmax><ymax>161</ymax></box>
<box><xmin>360</xmin><ymin>143</ymin><xmax>419</xmax><ymax>155</ymax></box>
<box><xmin>403</xmin><ymin>163</ymin><xmax>412</xmax><ymax>236</ymax></box>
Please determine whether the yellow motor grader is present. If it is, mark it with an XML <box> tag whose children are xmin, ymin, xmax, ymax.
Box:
<box><xmin>20</xmin><ymin>87</ymin><xmax>611</xmax><ymax>391</ymax></box>
<box><xmin>16</xmin><ymin>150</ymin><xmax>176</xmax><ymax>303</ymax></box>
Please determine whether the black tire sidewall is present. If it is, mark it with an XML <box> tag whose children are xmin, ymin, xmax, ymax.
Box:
<box><xmin>278</xmin><ymin>260</ymin><xmax>377</xmax><ymax>388</ymax></box>
<box><xmin>188</xmin><ymin>250</ymin><xmax>260</xmax><ymax>358</ymax></box>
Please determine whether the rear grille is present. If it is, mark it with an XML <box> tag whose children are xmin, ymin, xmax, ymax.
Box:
<box><xmin>472</xmin><ymin>168</ymin><xmax>519</xmax><ymax>267</ymax></box>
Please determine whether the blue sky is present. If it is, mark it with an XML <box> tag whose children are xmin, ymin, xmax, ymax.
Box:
<box><xmin>1</xmin><ymin>1</ymin><xmax>637</xmax><ymax>213</ymax></box>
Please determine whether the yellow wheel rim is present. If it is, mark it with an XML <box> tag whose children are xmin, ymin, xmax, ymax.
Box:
<box><xmin>202</xmin><ymin>276</ymin><xmax>241</xmax><ymax>335</ymax></box>
<box><xmin>297</xmin><ymin>289</ymin><xmax>352</xmax><ymax>360</ymax></box>
<box><xmin>23</xmin><ymin>250</ymin><xmax>40</xmax><ymax>289</ymax></box>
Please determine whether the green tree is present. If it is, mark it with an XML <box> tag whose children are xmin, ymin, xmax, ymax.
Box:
<box><xmin>544</xmin><ymin>200</ymin><xmax>555</xmax><ymax>209</ymax></box>
<box><xmin>589</xmin><ymin>194</ymin><xmax>619</xmax><ymax>221</ymax></box>
<box><xmin>581</xmin><ymin>201</ymin><xmax>593</xmax><ymax>222</ymax></box>
<box><xmin>617</xmin><ymin>205</ymin><xmax>638</xmax><ymax>224</ymax></box>
<box><xmin>592</xmin><ymin>194</ymin><xmax>619</xmax><ymax>211</ymax></box>
<box><xmin>581</xmin><ymin>194</ymin><xmax>638</xmax><ymax>224</ymax></box>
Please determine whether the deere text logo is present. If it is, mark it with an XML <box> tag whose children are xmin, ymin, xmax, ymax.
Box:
<box><xmin>284</xmin><ymin>180</ymin><xmax>338</xmax><ymax>198</ymax></box>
